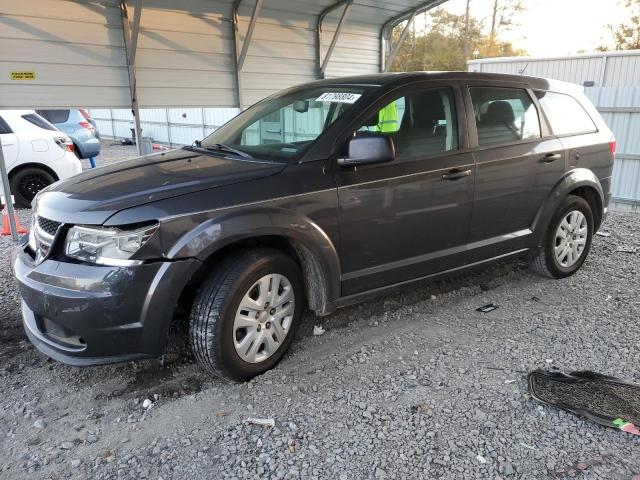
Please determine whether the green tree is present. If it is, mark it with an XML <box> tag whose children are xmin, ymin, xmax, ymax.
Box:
<box><xmin>389</xmin><ymin>7</ymin><xmax>526</xmax><ymax>72</ymax></box>
<box><xmin>485</xmin><ymin>0</ymin><xmax>524</xmax><ymax>55</ymax></box>
<box><xmin>488</xmin><ymin>0</ymin><xmax>524</xmax><ymax>42</ymax></box>
<box><xmin>606</xmin><ymin>0</ymin><xmax>640</xmax><ymax>50</ymax></box>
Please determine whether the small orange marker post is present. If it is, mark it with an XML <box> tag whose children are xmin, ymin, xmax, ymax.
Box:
<box><xmin>1</xmin><ymin>206</ymin><xmax>27</xmax><ymax>236</ymax></box>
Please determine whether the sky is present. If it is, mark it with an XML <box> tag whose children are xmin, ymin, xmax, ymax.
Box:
<box><xmin>425</xmin><ymin>0</ymin><xmax>631</xmax><ymax>57</ymax></box>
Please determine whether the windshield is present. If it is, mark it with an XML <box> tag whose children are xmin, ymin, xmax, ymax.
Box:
<box><xmin>200</xmin><ymin>86</ymin><xmax>372</xmax><ymax>161</ymax></box>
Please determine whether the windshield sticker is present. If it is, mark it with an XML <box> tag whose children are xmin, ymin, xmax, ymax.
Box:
<box><xmin>316</xmin><ymin>92</ymin><xmax>362</xmax><ymax>104</ymax></box>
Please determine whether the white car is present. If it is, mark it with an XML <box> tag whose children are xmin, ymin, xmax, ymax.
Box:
<box><xmin>0</xmin><ymin>110</ymin><xmax>82</xmax><ymax>207</ymax></box>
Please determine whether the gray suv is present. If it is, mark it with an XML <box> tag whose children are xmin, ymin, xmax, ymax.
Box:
<box><xmin>13</xmin><ymin>72</ymin><xmax>614</xmax><ymax>381</ymax></box>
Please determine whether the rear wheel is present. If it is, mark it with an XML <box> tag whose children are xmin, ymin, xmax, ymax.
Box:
<box><xmin>189</xmin><ymin>249</ymin><xmax>304</xmax><ymax>382</ymax></box>
<box><xmin>532</xmin><ymin>195</ymin><xmax>594</xmax><ymax>279</ymax></box>
<box><xmin>10</xmin><ymin>167</ymin><xmax>56</xmax><ymax>208</ymax></box>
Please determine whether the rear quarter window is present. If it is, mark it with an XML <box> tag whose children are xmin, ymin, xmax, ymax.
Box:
<box><xmin>0</xmin><ymin>116</ymin><xmax>12</xmax><ymax>134</ymax></box>
<box><xmin>536</xmin><ymin>91</ymin><xmax>597</xmax><ymax>136</ymax></box>
<box><xmin>22</xmin><ymin>113</ymin><xmax>58</xmax><ymax>131</ymax></box>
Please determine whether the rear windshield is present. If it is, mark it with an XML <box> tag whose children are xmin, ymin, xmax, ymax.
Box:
<box><xmin>22</xmin><ymin>113</ymin><xmax>58</xmax><ymax>131</ymax></box>
<box><xmin>37</xmin><ymin>109</ymin><xmax>70</xmax><ymax>124</ymax></box>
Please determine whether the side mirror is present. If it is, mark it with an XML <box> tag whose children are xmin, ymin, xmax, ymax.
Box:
<box><xmin>293</xmin><ymin>100</ymin><xmax>309</xmax><ymax>113</ymax></box>
<box><xmin>338</xmin><ymin>134</ymin><xmax>395</xmax><ymax>167</ymax></box>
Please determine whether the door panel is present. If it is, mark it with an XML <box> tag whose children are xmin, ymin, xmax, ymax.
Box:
<box><xmin>337</xmin><ymin>152</ymin><xmax>475</xmax><ymax>295</ymax></box>
<box><xmin>334</xmin><ymin>85</ymin><xmax>473</xmax><ymax>296</ymax></box>
<box><xmin>465</xmin><ymin>85</ymin><xmax>566</xmax><ymax>256</ymax></box>
<box><xmin>470</xmin><ymin>138</ymin><xmax>565</xmax><ymax>242</ymax></box>
<box><xmin>0</xmin><ymin>133</ymin><xmax>20</xmax><ymax>168</ymax></box>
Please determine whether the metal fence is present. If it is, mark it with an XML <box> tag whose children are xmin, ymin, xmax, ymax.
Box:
<box><xmin>90</xmin><ymin>107</ymin><xmax>240</xmax><ymax>147</ymax></box>
<box><xmin>584</xmin><ymin>86</ymin><xmax>640</xmax><ymax>211</ymax></box>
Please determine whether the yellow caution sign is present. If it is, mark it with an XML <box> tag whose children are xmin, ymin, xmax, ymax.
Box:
<box><xmin>10</xmin><ymin>71</ymin><xmax>36</xmax><ymax>81</ymax></box>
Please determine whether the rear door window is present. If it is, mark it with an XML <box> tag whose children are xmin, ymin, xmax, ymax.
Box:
<box><xmin>470</xmin><ymin>87</ymin><xmax>541</xmax><ymax>147</ymax></box>
<box><xmin>22</xmin><ymin>113</ymin><xmax>58</xmax><ymax>131</ymax></box>
<box><xmin>536</xmin><ymin>91</ymin><xmax>597</xmax><ymax>136</ymax></box>
<box><xmin>37</xmin><ymin>109</ymin><xmax>70</xmax><ymax>124</ymax></box>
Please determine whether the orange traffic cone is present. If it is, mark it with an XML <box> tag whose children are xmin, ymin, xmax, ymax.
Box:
<box><xmin>1</xmin><ymin>205</ymin><xmax>28</xmax><ymax>236</ymax></box>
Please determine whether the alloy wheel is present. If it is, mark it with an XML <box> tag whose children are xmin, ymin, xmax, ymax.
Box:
<box><xmin>554</xmin><ymin>210</ymin><xmax>588</xmax><ymax>268</ymax></box>
<box><xmin>233</xmin><ymin>274</ymin><xmax>295</xmax><ymax>364</ymax></box>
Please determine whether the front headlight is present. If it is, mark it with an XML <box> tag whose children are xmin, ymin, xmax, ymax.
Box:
<box><xmin>64</xmin><ymin>223</ymin><xmax>159</xmax><ymax>266</ymax></box>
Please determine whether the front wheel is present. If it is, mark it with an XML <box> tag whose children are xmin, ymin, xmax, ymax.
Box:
<box><xmin>189</xmin><ymin>249</ymin><xmax>304</xmax><ymax>382</ymax></box>
<box><xmin>532</xmin><ymin>195</ymin><xmax>594</xmax><ymax>279</ymax></box>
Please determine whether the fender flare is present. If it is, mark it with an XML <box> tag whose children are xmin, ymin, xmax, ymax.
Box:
<box><xmin>166</xmin><ymin>206</ymin><xmax>342</xmax><ymax>312</ymax></box>
<box><xmin>531</xmin><ymin>168</ymin><xmax>604</xmax><ymax>244</ymax></box>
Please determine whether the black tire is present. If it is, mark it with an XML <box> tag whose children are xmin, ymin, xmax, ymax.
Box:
<box><xmin>189</xmin><ymin>248</ymin><xmax>304</xmax><ymax>382</ymax></box>
<box><xmin>10</xmin><ymin>167</ymin><xmax>56</xmax><ymax>208</ymax></box>
<box><xmin>532</xmin><ymin>195</ymin><xmax>594</xmax><ymax>279</ymax></box>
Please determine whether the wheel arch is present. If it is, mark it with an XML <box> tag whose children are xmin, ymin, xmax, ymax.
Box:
<box><xmin>9</xmin><ymin>162</ymin><xmax>60</xmax><ymax>182</ymax></box>
<box><xmin>569</xmin><ymin>185</ymin><xmax>603</xmax><ymax>231</ymax></box>
<box><xmin>532</xmin><ymin>168</ymin><xmax>605</xmax><ymax>244</ymax></box>
<box><xmin>168</xmin><ymin>208</ymin><xmax>341</xmax><ymax>316</ymax></box>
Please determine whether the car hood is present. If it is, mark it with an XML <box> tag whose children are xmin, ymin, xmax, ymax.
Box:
<box><xmin>35</xmin><ymin>148</ymin><xmax>287</xmax><ymax>225</ymax></box>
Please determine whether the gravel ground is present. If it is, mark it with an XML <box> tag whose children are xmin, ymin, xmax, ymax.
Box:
<box><xmin>1</xmin><ymin>145</ymin><xmax>639</xmax><ymax>479</ymax></box>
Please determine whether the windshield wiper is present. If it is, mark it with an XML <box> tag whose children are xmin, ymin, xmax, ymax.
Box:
<box><xmin>197</xmin><ymin>142</ymin><xmax>252</xmax><ymax>159</ymax></box>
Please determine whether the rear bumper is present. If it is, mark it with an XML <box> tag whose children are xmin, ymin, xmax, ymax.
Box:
<box><xmin>12</xmin><ymin>242</ymin><xmax>200</xmax><ymax>366</ymax></box>
<box><xmin>75</xmin><ymin>137</ymin><xmax>101</xmax><ymax>159</ymax></box>
<box><xmin>50</xmin><ymin>152</ymin><xmax>82</xmax><ymax>180</ymax></box>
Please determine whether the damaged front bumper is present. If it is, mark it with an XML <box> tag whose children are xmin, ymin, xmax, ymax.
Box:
<box><xmin>12</xmin><ymin>240</ymin><xmax>200</xmax><ymax>366</ymax></box>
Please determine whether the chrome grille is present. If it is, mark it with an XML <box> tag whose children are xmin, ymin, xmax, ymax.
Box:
<box><xmin>37</xmin><ymin>216</ymin><xmax>61</xmax><ymax>237</ymax></box>
<box><xmin>31</xmin><ymin>214</ymin><xmax>62</xmax><ymax>264</ymax></box>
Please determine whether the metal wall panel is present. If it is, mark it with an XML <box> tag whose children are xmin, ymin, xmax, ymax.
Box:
<box><xmin>468</xmin><ymin>51</ymin><xmax>640</xmax><ymax>87</ymax></box>
<box><xmin>0</xmin><ymin>0</ymin><xmax>130</xmax><ymax>107</ymax></box>
<box><xmin>134</xmin><ymin>0</ymin><xmax>236</xmax><ymax>107</ymax></box>
<box><xmin>604</xmin><ymin>54</ymin><xmax>640</xmax><ymax>87</ymax></box>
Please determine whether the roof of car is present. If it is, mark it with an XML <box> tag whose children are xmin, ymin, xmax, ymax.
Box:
<box><xmin>1</xmin><ymin>110</ymin><xmax>37</xmax><ymax>116</ymax></box>
<box><xmin>303</xmin><ymin>71</ymin><xmax>580</xmax><ymax>93</ymax></box>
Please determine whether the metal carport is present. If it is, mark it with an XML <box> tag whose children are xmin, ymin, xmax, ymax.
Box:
<box><xmin>0</xmin><ymin>0</ymin><xmax>449</xmax><ymax>237</ymax></box>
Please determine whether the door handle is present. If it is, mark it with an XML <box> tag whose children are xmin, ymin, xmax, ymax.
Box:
<box><xmin>540</xmin><ymin>153</ymin><xmax>562</xmax><ymax>163</ymax></box>
<box><xmin>442</xmin><ymin>169</ymin><xmax>472</xmax><ymax>181</ymax></box>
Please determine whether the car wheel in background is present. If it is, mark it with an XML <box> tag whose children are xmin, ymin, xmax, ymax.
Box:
<box><xmin>10</xmin><ymin>167</ymin><xmax>57</xmax><ymax>208</ymax></box>
<box><xmin>189</xmin><ymin>248</ymin><xmax>304</xmax><ymax>382</ymax></box>
<box><xmin>532</xmin><ymin>194</ymin><xmax>594</xmax><ymax>279</ymax></box>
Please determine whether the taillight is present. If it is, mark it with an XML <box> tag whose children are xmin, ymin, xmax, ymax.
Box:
<box><xmin>79</xmin><ymin>121</ymin><xmax>95</xmax><ymax>133</ymax></box>
<box><xmin>609</xmin><ymin>138</ymin><xmax>616</xmax><ymax>157</ymax></box>
<box><xmin>54</xmin><ymin>136</ymin><xmax>74</xmax><ymax>152</ymax></box>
